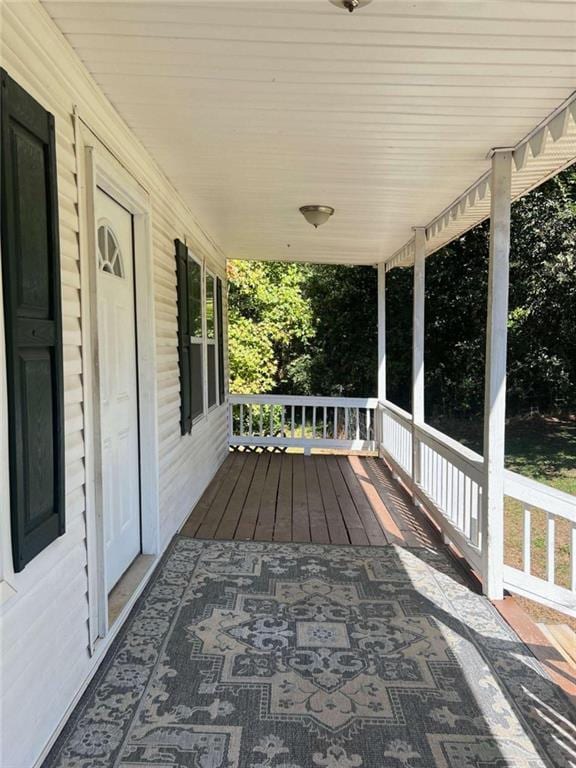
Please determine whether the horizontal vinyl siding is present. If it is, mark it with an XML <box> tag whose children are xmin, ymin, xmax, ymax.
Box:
<box><xmin>0</xmin><ymin>3</ymin><xmax>229</xmax><ymax>767</ymax></box>
<box><xmin>150</xmin><ymin>199</ymin><xmax>230</xmax><ymax>549</ymax></box>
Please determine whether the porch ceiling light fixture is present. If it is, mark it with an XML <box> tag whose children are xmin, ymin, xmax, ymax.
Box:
<box><xmin>329</xmin><ymin>0</ymin><xmax>373</xmax><ymax>12</ymax></box>
<box><xmin>299</xmin><ymin>205</ymin><xmax>335</xmax><ymax>228</ymax></box>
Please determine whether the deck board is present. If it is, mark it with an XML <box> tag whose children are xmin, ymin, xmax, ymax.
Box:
<box><xmin>337</xmin><ymin>457</ymin><xmax>389</xmax><ymax>546</ymax></box>
<box><xmin>215</xmin><ymin>453</ymin><xmax>259</xmax><ymax>540</ymax></box>
<box><xmin>254</xmin><ymin>454</ymin><xmax>282</xmax><ymax>541</ymax></box>
<box><xmin>292</xmin><ymin>455</ymin><xmax>311</xmax><ymax>542</ymax></box>
<box><xmin>315</xmin><ymin>456</ymin><xmax>349</xmax><ymax>545</ymax></box>
<box><xmin>326</xmin><ymin>457</ymin><xmax>369</xmax><ymax>545</ymax></box>
<box><xmin>273</xmin><ymin>454</ymin><xmax>293</xmax><ymax>542</ymax></box>
<box><xmin>196</xmin><ymin>453</ymin><xmax>246</xmax><ymax>539</ymax></box>
<box><xmin>181</xmin><ymin>452</ymin><xmax>437</xmax><ymax>548</ymax></box>
<box><xmin>180</xmin><ymin>453</ymin><xmax>236</xmax><ymax>537</ymax></box>
<box><xmin>235</xmin><ymin>451</ymin><xmax>270</xmax><ymax>540</ymax></box>
<box><xmin>305</xmin><ymin>457</ymin><xmax>330</xmax><ymax>544</ymax></box>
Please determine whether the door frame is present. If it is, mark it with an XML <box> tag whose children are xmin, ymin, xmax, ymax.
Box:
<box><xmin>77</xmin><ymin>122</ymin><xmax>159</xmax><ymax>649</ymax></box>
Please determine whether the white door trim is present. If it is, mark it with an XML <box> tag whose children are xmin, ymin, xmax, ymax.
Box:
<box><xmin>76</xmin><ymin>121</ymin><xmax>159</xmax><ymax>649</ymax></box>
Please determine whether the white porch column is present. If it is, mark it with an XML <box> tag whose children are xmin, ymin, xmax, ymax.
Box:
<box><xmin>411</xmin><ymin>227</ymin><xmax>426</xmax><ymax>492</ymax></box>
<box><xmin>482</xmin><ymin>149</ymin><xmax>513</xmax><ymax>600</ymax></box>
<box><xmin>376</xmin><ymin>262</ymin><xmax>386</xmax><ymax>452</ymax></box>
<box><xmin>377</xmin><ymin>263</ymin><xmax>386</xmax><ymax>403</ymax></box>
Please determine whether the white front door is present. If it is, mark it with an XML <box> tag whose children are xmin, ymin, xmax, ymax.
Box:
<box><xmin>96</xmin><ymin>187</ymin><xmax>141</xmax><ymax>591</ymax></box>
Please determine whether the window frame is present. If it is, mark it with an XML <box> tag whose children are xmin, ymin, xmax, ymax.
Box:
<box><xmin>175</xmin><ymin>239</ymin><xmax>224</xmax><ymax>434</ymax></box>
<box><xmin>204</xmin><ymin>268</ymin><xmax>219</xmax><ymax>413</ymax></box>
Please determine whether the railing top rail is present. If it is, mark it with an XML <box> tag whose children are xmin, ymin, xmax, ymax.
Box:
<box><xmin>229</xmin><ymin>394</ymin><xmax>378</xmax><ymax>408</ymax></box>
<box><xmin>416</xmin><ymin>420</ymin><xmax>484</xmax><ymax>467</ymax></box>
<box><xmin>380</xmin><ymin>399</ymin><xmax>412</xmax><ymax>423</ymax></box>
<box><xmin>381</xmin><ymin>400</ymin><xmax>483</xmax><ymax>470</ymax></box>
<box><xmin>504</xmin><ymin>468</ymin><xmax>576</xmax><ymax>523</ymax></box>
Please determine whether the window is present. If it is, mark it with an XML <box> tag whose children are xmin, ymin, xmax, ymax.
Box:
<box><xmin>216</xmin><ymin>277</ymin><xmax>225</xmax><ymax>405</ymax></box>
<box><xmin>175</xmin><ymin>239</ymin><xmax>225</xmax><ymax>434</ymax></box>
<box><xmin>97</xmin><ymin>221</ymin><xmax>124</xmax><ymax>277</ymax></box>
<box><xmin>206</xmin><ymin>272</ymin><xmax>217</xmax><ymax>409</ymax></box>
<box><xmin>187</xmin><ymin>257</ymin><xmax>204</xmax><ymax>421</ymax></box>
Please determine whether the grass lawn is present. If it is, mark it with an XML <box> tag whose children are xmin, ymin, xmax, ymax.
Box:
<box><xmin>429</xmin><ymin>414</ymin><xmax>576</xmax><ymax>629</ymax></box>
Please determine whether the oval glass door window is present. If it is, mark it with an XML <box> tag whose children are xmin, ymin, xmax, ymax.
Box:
<box><xmin>97</xmin><ymin>221</ymin><xmax>124</xmax><ymax>277</ymax></box>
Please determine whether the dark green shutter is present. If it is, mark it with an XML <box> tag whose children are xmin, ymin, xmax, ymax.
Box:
<box><xmin>216</xmin><ymin>277</ymin><xmax>225</xmax><ymax>404</ymax></box>
<box><xmin>175</xmin><ymin>239</ymin><xmax>192</xmax><ymax>434</ymax></box>
<box><xmin>1</xmin><ymin>69</ymin><xmax>65</xmax><ymax>571</ymax></box>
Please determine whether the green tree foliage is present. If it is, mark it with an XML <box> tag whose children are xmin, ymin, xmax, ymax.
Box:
<box><xmin>227</xmin><ymin>166</ymin><xmax>576</xmax><ymax>419</ymax></box>
<box><xmin>305</xmin><ymin>265</ymin><xmax>378</xmax><ymax>397</ymax></box>
<box><xmin>422</xmin><ymin>166</ymin><xmax>576</xmax><ymax>420</ymax></box>
<box><xmin>385</xmin><ymin>267</ymin><xmax>412</xmax><ymax>411</ymax></box>
<box><xmin>227</xmin><ymin>260</ymin><xmax>314</xmax><ymax>394</ymax></box>
<box><xmin>507</xmin><ymin>170</ymin><xmax>576</xmax><ymax>414</ymax></box>
<box><xmin>424</xmin><ymin>226</ymin><xmax>488</xmax><ymax>421</ymax></box>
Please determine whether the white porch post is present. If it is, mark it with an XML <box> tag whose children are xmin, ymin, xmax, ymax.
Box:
<box><xmin>482</xmin><ymin>149</ymin><xmax>513</xmax><ymax>600</ymax></box>
<box><xmin>377</xmin><ymin>263</ymin><xmax>386</xmax><ymax>403</ymax></box>
<box><xmin>411</xmin><ymin>227</ymin><xmax>426</xmax><ymax>493</ymax></box>
<box><xmin>376</xmin><ymin>262</ymin><xmax>386</xmax><ymax>451</ymax></box>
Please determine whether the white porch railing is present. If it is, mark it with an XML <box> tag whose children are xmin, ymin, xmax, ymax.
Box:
<box><xmin>503</xmin><ymin>471</ymin><xmax>576</xmax><ymax>617</ymax></box>
<box><xmin>377</xmin><ymin>400</ymin><xmax>576</xmax><ymax>617</ymax></box>
<box><xmin>229</xmin><ymin>394</ymin><xmax>378</xmax><ymax>452</ymax></box>
<box><xmin>379</xmin><ymin>400</ymin><xmax>484</xmax><ymax>572</ymax></box>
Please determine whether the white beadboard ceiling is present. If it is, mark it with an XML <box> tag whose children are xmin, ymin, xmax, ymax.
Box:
<box><xmin>43</xmin><ymin>1</ymin><xmax>576</xmax><ymax>265</ymax></box>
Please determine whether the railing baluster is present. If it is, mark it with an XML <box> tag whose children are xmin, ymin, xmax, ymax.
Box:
<box><xmin>312</xmin><ymin>406</ymin><xmax>316</xmax><ymax>439</ymax></box>
<box><xmin>323</xmin><ymin>406</ymin><xmax>327</xmax><ymax>439</ymax></box>
<box><xmin>355</xmin><ymin>407</ymin><xmax>360</xmax><ymax>441</ymax></box>
<box><xmin>443</xmin><ymin>457</ymin><xmax>448</xmax><ymax>515</ymax></box>
<box><xmin>547</xmin><ymin>513</ymin><xmax>555</xmax><ymax>584</ymax></box>
<box><xmin>281</xmin><ymin>405</ymin><xmax>285</xmax><ymax>437</ymax></box>
<box><xmin>453</xmin><ymin>467</ymin><xmax>460</xmax><ymax>529</ymax></box>
<box><xmin>334</xmin><ymin>407</ymin><xmax>338</xmax><ymax>440</ymax></box>
<box><xmin>259</xmin><ymin>404</ymin><xmax>263</xmax><ymax>436</ymax></box>
<box><xmin>456</xmin><ymin>469</ymin><xmax>464</xmax><ymax>532</ymax></box>
<box><xmin>248</xmin><ymin>404</ymin><xmax>253</xmax><ymax>436</ymax></box>
<box><xmin>464</xmin><ymin>477</ymin><xmax>481</xmax><ymax>547</ymax></box>
<box><xmin>239</xmin><ymin>403</ymin><xmax>244</xmax><ymax>437</ymax></box>
<box><xmin>291</xmin><ymin>406</ymin><xmax>295</xmax><ymax>439</ymax></box>
<box><xmin>366</xmin><ymin>409</ymin><xmax>371</xmax><ymax>442</ymax></box>
<box><xmin>448</xmin><ymin>461</ymin><xmax>452</xmax><ymax>518</ymax></box>
<box><xmin>571</xmin><ymin>524</ymin><xmax>576</xmax><ymax>592</ymax></box>
<box><xmin>523</xmin><ymin>507</ymin><xmax>531</xmax><ymax>574</ymax></box>
<box><xmin>344</xmin><ymin>407</ymin><xmax>349</xmax><ymax>441</ymax></box>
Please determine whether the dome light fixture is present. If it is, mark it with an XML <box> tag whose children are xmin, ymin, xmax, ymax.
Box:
<box><xmin>299</xmin><ymin>205</ymin><xmax>335</xmax><ymax>228</ymax></box>
<box><xmin>329</xmin><ymin>0</ymin><xmax>373</xmax><ymax>13</ymax></box>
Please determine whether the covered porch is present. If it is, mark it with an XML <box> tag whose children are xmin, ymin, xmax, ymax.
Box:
<box><xmin>2</xmin><ymin>2</ymin><xmax>576</xmax><ymax>767</ymax></box>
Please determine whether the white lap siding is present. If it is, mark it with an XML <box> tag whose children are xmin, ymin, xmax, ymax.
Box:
<box><xmin>0</xmin><ymin>3</ymin><xmax>228</xmax><ymax>767</ymax></box>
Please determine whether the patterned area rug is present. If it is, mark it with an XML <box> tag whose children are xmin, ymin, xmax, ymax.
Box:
<box><xmin>45</xmin><ymin>538</ymin><xmax>574</xmax><ymax>768</ymax></box>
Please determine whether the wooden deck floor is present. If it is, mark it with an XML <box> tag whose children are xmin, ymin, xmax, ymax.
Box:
<box><xmin>181</xmin><ymin>451</ymin><xmax>435</xmax><ymax>548</ymax></box>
